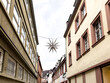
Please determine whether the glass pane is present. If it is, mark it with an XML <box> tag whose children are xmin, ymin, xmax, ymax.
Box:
<box><xmin>2</xmin><ymin>0</ymin><xmax>7</xmax><ymax>9</ymax></box>
<box><xmin>13</xmin><ymin>17</ymin><xmax>18</xmax><ymax>31</ymax></box>
<box><xmin>7</xmin><ymin>59</ymin><xmax>15</xmax><ymax>76</ymax></box>
<box><xmin>18</xmin><ymin>66</ymin><xmax>23</xmax><ymax>79</ymax></box>
<box><xmin>0</xmin><ymin>52</ymin><xmax>3</xmax><ymax>72</ymax></box>
<box><xmin>7</xmin><ymin>3</ymin><xmax>10</xmax><ymax>13</ymax></box>
<box><xmin>14</xmin><ymin>6</ymin><xmax>19</xmax><ymax>23</ymax></box>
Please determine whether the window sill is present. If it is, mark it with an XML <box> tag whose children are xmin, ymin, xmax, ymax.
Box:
<box><xmin>0</xmin><ymin>73</ymin><xmax>25</xmax><ymax>83</ymax></box>
<box><xmin>82</xmin><ymin>48</ymin><xmax>90</xmax><ymax>56</ymax></box>
<box><xmin>92</xmin><ymin>35</ymin><xmax>105</xmax><ymax>48</ymax></box>
<box><xmin>75</xmin><ymin>25</ymin><xmax>80</xmax><ymax>34</ymax></box>
<box><xmin>68</xmin><ymin>41</ymin><xmax>71</xmax><ymax>46</ymax></box>
<box><xmin>107</xmin><ymin>30</ymin><xmax>110</xmax><ymax>34</ymax></box>
<box><xmin>76</xmin><ymin>55</ymin><xmax>82</xmax><ymax>61</ymax></box>
<box><xmin>69</xmin><ymin>64</ymin><xmax>72</xmax><ymax>67</ymax></box>
<box><xmin>80</xmin><ymin>13</ymin><xmax>87</xmax><ymax>26</ymax></box>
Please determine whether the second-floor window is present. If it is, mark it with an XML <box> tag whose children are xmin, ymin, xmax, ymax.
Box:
<box><xmin>21</xmin><ymin>27</ymin><xmax>26</xmax><ymax>46</ymax></box>
<box><xmin>83</xmin><ymin>33</ymin><xmax>89</xmax><ymax>51</ymax></box>
<box><xmin>91</xmin><ymin>12</ymin><xmax>104</xmax><ymax>46</ymax></box>
<box><xmin>26</xmin><ymin>39</ymin><xmax>29</xmax><ymax>54</ymax></box>
<box><xmin>29</xmin><ymin>48</ymin><xmax>32</xmax><ymax>59</ymax></box>
<box><xmin>94</xmin><ymin>19</ymin><xmax>102</xmax><ymax>41</ymax></box>
<box><xmin>2</xmin><ymin>0</ymin><xmax>11</xmax><ymax>13</ymax></box>
<box><xmin>76</xmin><ymin>41</ymin><xmax>81</xmax><ymax>58</ymax></box>
<box><xmin>13</xmin><ymin>5</ymin><xmax>21</xmax><ymax>35</ymax></box>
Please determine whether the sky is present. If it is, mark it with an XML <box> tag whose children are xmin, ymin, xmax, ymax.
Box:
<box><xmin>33</xmin><ymin>0</ymin><xmax>75</xmax><ymax>70</ymax></box>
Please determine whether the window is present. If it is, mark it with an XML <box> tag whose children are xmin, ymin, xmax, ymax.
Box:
<box><xmin>75</xmin><ymin>15</ymin><xmax>80</xmax><ymax>33</ymax></box>
<box><xmin>81</xmin><ymin>29</ymin><xmax>90</xmax><ymax>55</ymax></box>
<box><xmin>29</xmin><ymin>75</ymin><xmax>32</xmax><ymax>83</ymax></box>
<box><xmin>28</xmin><ymin>73</ymin><xmax>30</xmax><ymax>82</ymax></box>
<box><xmin>91</xmin><ymin>12</ymin><xmax>104</xmax><ymax>46</ymax></box>
<box><xmin>76</xmin><ymin>16</ymin><xmax>79</xmax><ymax>28</ymax></box>
<box><xmin>94</xmin><ymin>19</ymin><xmax>102</xmax><ymax>41</ymax></box>
<box><xmin>18</xmin><ymin>65</ymin><xmax>23</xmax><ymax>80</ymax></box>
<box><xmin>21</xmin><ymin>26</ymin><xmax>26</xmax><ymax>46</ymax></box>
<box><xmin>82</xmin><ymin>30</ymin><xmax>89</xmax><ymax>51</ymax></box>
<box><xmin>24</xmin><ymin>70</ymin><xmax>28</xmax><ymax>82</ymax></box>
<box><xmin>26</xmin><ymin>39</ymin><xmax>29</xmax><ymax>54</ymax></box>
<box><xmin>65</xmin><ymin>63</ymin><xmax>67</xmax><ymax>72</ymax></box>
<box><xmin>105</xmin><ymin>1</ymin><xmax>110</xmax><ymax>33</ymax></box>
<box><xmin>24</xmin><ymin>0</ymin><xmax>29</xmax><ymax>9</ymax></box>
<box><xmin>7</xmin><ymin>59</ymin><xmax>16</xmax><ymax>76</ymax></box>
<box><xmin>59</xmin><ymin>69</ymin><xmax>60</xmax><ymax>76</ymax></box>
<box><xmin>13</xmin><ymin>5</ymin><xmax>21</xmax><ymax>35</ymax></box>
<box><xmin>0</xmin><ymin>48</ymin><xmax>4</xmax><ymax>72</ymax></box>
<box><xmin>83</xmin><ymin>33</ymin><xmax>88</xmax><ymax>51</ymax></box>
<box><xmin>33</xmin><ymin>55</ymin><xmax>36</xmax><ymax>66</ymax></box>
<box><xmin>69</xmin><ymin>52</ymin><xmax>72</xmax><ymax>67</ymax></box>
<box><xmin>29</xmin><ymin>48</ymin><xmax>32</xmax><ymax>59</ymax></box>
<box><xmin>60</xmin><ymin>67</ymin><xmax>62</xmax><ymax>75</ymax></box>
<box><xmin>31</xmin><ymin>53</ymin><xmax>34</xmax><ymax>63</ymax></box>
<box><xmin>81</xmin><ymin>3</ymin><xmax>86</xmax><ymax>20</ymax></box>
<box><xmin>68</xmin><ymin>32</ymin><xmax>71</xmax><ymax>45</ymax></box>
<box><xmin>76</xmin><ymin>40</ymin><xmax>81</xmax><ymax>59</ymax></box>
<box><xmin>63</xmin><ymin>64</ymin><xmax>65</xmax><ymax>73</ymax></box>
<box><xmin>2</xmin><ymin>0</ymin><xmax>11</xmax><ymax>13</ymax></box>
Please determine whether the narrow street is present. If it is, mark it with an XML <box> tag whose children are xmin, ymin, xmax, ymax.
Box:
<box><xmin>0</xmin><ymin>0</ymin><xmax>110</xmax><ymax>83</ymax></box>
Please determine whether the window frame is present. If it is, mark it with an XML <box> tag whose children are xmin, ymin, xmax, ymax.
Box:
<box><xmin>69</xmin><ymin>51</ymin><xmax>72</xmax><ymax>67</ymax></box>
<box><xmin>21</xmin><ymin>24</ymin><xmax>26</xmax><ymax>46</ymax></box>
<box><xmin>1</xmin><ymin>0</ymin><xmax>11</xmax><ymax>13</ymax></box>
<box><xmin>6</xmin><ymin>57</ymin><xmax>16</xmax><ymax>77</ymax></box>
<box><xmin>17</xmin><ymin>64</ymin><xmax>23</xmax><ymax>80</ymax></box>
<box><xmin>26</xmin><ymin>39</ymin><xmax>30</xmax><ymax>54</ymax></box>
<box><xmin>24</xmin><ymin>70</ymin><xmax>28</xmax><ymax>82</ymax></box>
<box><xmin>68</xmin><ymin>32</ymin><xmax>71</xmax><ymax>46</ymax></box>
<box><xmin>13</xmin><ymin>5</ymin><xmax>21</xmax><ymax>35</ymax></box>
<box><xmin>80</xmin><ymin>1</ymin><xmax>87</xmax><ymax>25</ymax></box>
<box><xmin>90</xmin><ymin>11</ymin><xmax>105</xmax><ymax>47</ymax></box>
<box><xmin>76</xmin><ymin>39</ymin><xmax>82</xmax><ymax>60</ymax></box>
<box><xmin>0</xmin><ymin>48</ymin><xmax>4</xmax><ymax>72</ymax></box>
<box><xmin>105</xmin><ymin>1</ymin><xmax>110</xmax><ymax>33</ymax></box>
<box><xmin>81</xmin><ymin>29</ymin><xmax>90</xmax><ymax>55</ymax></box>
<box><xmin>75</xmin><ymin>15</ymin><xmax>80</xmax><ymax>33</ymax></box>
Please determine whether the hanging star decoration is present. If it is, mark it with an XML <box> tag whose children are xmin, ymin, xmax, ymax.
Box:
<box><xmin>46</xmin><ymin>39</ymin><xmax>59</xmax><ymax>52</ymax></box>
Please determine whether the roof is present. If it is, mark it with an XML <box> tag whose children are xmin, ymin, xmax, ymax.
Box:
<box><xmin>42</xmin><ymin>69</ymin><xmax>53</xmax><ymax>77</ymax></box>
<box><xmin>52</xmin><ymin>57</ymin><xmax>66</xmax><ymax>77</ymax></box>
<box><xmin>64</xmin><ymin>0</ymin><xmax>81</xmax><ymax>38</ymax></box>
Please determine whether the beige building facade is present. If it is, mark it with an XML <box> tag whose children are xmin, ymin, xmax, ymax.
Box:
<box><xmin>64</xmin><ymin>0</ymin><xmax>110</xmax><ymax>83</ymax></box>
<box><xmin>0</xmin><ymin>0</ymin><xmax>39</xmax><ymax>83</ymax></box>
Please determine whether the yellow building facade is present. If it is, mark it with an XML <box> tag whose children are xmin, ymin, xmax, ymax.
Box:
<box><xmin>64</xmin><ymin>0</ymin><xmax>110</xmax><ymax>83</ymax></box>
<box><xmin>0</xmin><ymin>0</ymin><xmax>39</xmax><ymax>83</ymax></box>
